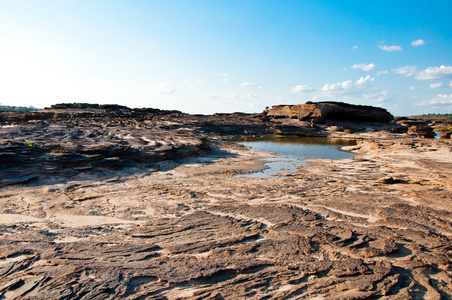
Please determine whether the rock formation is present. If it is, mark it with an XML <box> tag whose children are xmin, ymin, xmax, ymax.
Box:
<box><xmin>439</xmin><ymin>127</ymin><xmax>452</xmax><ymax>138</ymax></box>
<box><xmin>267</xmin><ymin>101</ymin><xmax>394</xmax><ymax>123</ymax></box>
<box><xmin>0</xmin><ymin>104</ymin><xmax>451</xmax><ymax>299</ymax></box>
<box><xmin>407</xmin><ymin>124</ymin><xmax>436</xmax><ymax>138</ymax></box>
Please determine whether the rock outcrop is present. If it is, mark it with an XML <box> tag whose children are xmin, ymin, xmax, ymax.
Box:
<box><xmin>439</xmin><ymin>127</ymin><xmax>452</xmax><ymax>138</ymax></box>
<box><xmin>267</xmin><ymin>101</ymin><xmax>394</xmax><ymax>123</ymax></box>
<box><xmin>407</xmin><ymin>124</ymin><xmax>436</xmax><ymax>138</ymax></box>
<box><xmin>0</xmin><ymin>104</ymin><xmax>452</xmax><ymax>299</ymax></box>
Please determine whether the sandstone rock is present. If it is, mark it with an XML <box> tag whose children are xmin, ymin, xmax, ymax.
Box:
<box><xmin>267</xmin><ymin>101</ymin><xmax>394</xmax><ymax>123</ymax></box>
<box><xmin>438</xmin><ymin>127</ymin><xmax>452</xmax><ymax>138</ymax></box>
<box><xmin>1</xmin><ymin>105</ymin><xmax>451</xmax><ymax>299</ymax></box>
<box><xmin>395</xmin><ymin>118</ymin><xmax>428</xmax><ymax>127</ymax></box>
<box><xmin>408</xmin><ymin>125</ymin><xmax>435</xmax><ymax>138</ymax></box>
<box><xmin>377</xmin><ymin>176</ymin><xmax>407</xmax><ymax>184</ymax></box>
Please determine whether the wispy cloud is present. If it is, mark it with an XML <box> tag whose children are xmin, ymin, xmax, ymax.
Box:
<box><xmin>205</xmin><ymin>93</ymin><xmax>238</xmax><ymax>101</ymax></box>
<box><xmin>243</xmin><ymin>92</ymin><xmax>258</xmax><ymax>98</ymax></box>
<box><xmin>219</xmin><ymin>73</ymin><xmax>230</xmax><ymax>82</ymax></box>
<box><xmin>158</xmin><ymin>83</ymin><xmax>176</xmax><ymax>95</ymax></box>
<box><xmin>411</xmin><ymin>39</ymin><xmax>425</xmax><ymax>46</ymax></box>
<box><xmin>239</xmin><ymin>82</ymin><xmax>256</xmax><ymax>87</ymax></box>
<box><xmin>290</xmin><ymin>85</ymin><xmax>313</xmax><ymax>94</ymax></box>
<box><xmin>377</xmin><ymin>71</ymin><xmax>389</xmax><ymax>76</ymax></box>
<box><xmin>351</xmin><ymin>63</ymin><xmax>376</xmax><ymax>71</ymax></box>
<box><xmin>393</xmin><ymin>65</ymin><xmax>452</xmax><ymax>80</ymax></box>
<box><xmin>378</xmin><ymin>45</ymin><xmax>402</xmax><ymax>52</ymax></box>
<box><xmin>392</xmin><ymin>66</ymin><xmax>418</xmax><ymax>77</ymax></box>
<box><xmin>183</xmin><ymin>79</ymin><xmax>202</xmax><ymax>86</ymax></box>
<box><xmin>429</xmin><ymin>82</ymin><xmax>443</xmax><ymax>89</ymax></box>
<box><xmin>417</xmin><ymin>94</ymin><xmax>452</xmax><ymax>106</ymax></box>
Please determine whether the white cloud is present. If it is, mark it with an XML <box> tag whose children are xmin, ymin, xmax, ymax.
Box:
<box><xmin>378</xmin><ymin>45</ymin><xmax>402</xmax><ymax>52</ymax></box>
<box><xmin>239</xmin><ymin>82</ymin><xmax>256</xmax><ymax>87</ymax></box>
<box><xmin>434</xmin><ymin>94</ymin><xmax>452</xmax><ymax>104</ymax></box>
<box><xmin>355</xmin><ymin>75</ymin><xmax>375</xmax><ymax>87</ymax></box>
<box><xmin>352</xmin><ymin>46</ymin><xmax>358</xmax><ymax>50</ymax></box>
<box><xmin>290</xmin><ymin>85</ymin><xmax>314</xmax><ymax>94</ymax></box>
<box><xmin>317</xmin><ymin>75</ymin><xmax>389</xmax><ymax>103</ymax></box>
<box><xmin>417</xmin><ymin>94</ymin><xmax>452</xmax><ymax>106</ymax></box>
<box><xmin>361</xmin><ymin>90</ymin><xmax>390</xmax><ymax>103</ymax></box>
<box><xmin>244</xmin><ymin>92</ymin><xmax>258</xmax><ymax>98</ymax></box>
<box><xmin>377</xmin><ymin>70</ymin><xmax>389</xmax><ymax>76</ymax></box>
<box><xmin>257</xmin><ymin>86</ymin><xmax>263</xmax><ymax>89</ymax></box>
<box><xmin>429</xmin><ymin>82</ymin><xmax>444</xmax><ymax>89</ymax></box>
<box><xmin>410</xmin><ymin>86</ymin><xmax>416</xmax><ymax>90</ymax></box>
<box><xmin>158</xmin><ymin>83</ymin><xmax>176</xmax><ymax>95</ymax></box>
<box><xmin>393</xmin><ymin>66</ymin><xmax>418</xmax><ymax>77</ymax></box>
<box><xmin>450</xmin><ymin>81</ymin><xmax>452</xmax><ymax>87</ymax></box>
<box><xmin>351</xmin><ymin>63</ymin><xmax>376</xmax><ymax>71</ymax></box>
<box><xmin>411</xmin><ymin>39</ymin><xmax>425</xmax><ymax>46</ymax></box>
<box><xmin>417</xmin><ymin>65</ymin><xmax>452</xmax><ymax>80</ymax></box>
<box><xmin>321</xmin><ymin>76</ymin><xmax>374</xmax><ymax>93</ymax></box>
<box><xmin>321</xmin><ymin>80</ymin><xmax>353</xmax><ymax>92</ymax></box>
<box><xmin>205</xmin><ymin>93</ymin><xmax>238</xmax><ymax>101</ymax></box>
<box><xmin>393</xmin><ymin>65</ymin><xmax>452</xmax><ymax>80</ymax></box>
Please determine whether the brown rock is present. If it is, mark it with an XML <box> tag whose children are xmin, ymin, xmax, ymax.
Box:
<box><xmin>408</xmin><ymin>125</ymin><xmax>435</xmax><ymax>138</ymax></box>
<box><xmin>267</xmin><ymin>101</ymin><xmax>394</xmax><ymax>123</ymax></box>
<box><xmin>438</xmin><ymin>127</ymin><xmax>452</xmax><ymax>138</ymax></box>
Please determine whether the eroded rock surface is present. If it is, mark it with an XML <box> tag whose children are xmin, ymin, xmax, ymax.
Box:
<box><xmin>267</xmin><ymin>101</ymin><xmax>394</xmax><ymax>123</ymax></box>
<box><xmin>0</xmin><ymin>107</ymin><xmax>451</xmax><ymax>299</ymax></box>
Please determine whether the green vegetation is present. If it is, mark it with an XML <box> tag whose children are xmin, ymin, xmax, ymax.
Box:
<box><xmin>0</xmin><ymin>104</ymin><xmax>41</xmax><ymax>111</ymax></box>
<box><xmin>50</xmin><ymin>148</ymin><xmax>68</xmax><ymax>154</ymax></box>
<box><xmin>26</xmin><ymin>139</ymin><xmax>35</xmax><ymax>148</ymax></box>
<box><xmin>214</xmin><ymin>112</ymin><xmax>250</xmax><ymax>117</ymax></box>
<box><xmin>408</xmin><ymin>113</ymin><xmax>452</xmax><ymax>121</ymax></box>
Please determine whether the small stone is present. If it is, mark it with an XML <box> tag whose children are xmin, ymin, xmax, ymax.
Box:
<box><xmin>377</xmin><ymin>176</ymin><xmax>396</xmax><ymax>184</ymax></box>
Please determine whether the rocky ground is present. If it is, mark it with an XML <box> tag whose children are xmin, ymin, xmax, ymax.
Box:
<box><xmin>0</xmin><ymin>107</ymin><xmax>451</xmax><ymax>299</ymax></box>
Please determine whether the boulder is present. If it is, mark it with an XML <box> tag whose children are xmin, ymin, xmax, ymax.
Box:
<box><xmin>394</xmin><ymin>118</ymin><xmax>428</xmax><ymax>127</ymax></box>
<box><xmin>438</xmin><ymin>127</ymin><xmax>452</xmax><ymax>138</ymax></box>
<box><xmin>407</xmin><ymin>125</ymin><xmax>435</xmax><ymax>138</ymax></box>
<box><xmin>267</xmin><ymin>101</ymin><xmax>394</xmax><ymax>123</ymax></box>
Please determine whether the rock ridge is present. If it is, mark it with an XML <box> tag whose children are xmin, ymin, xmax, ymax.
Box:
<box><xmin>267</xmin><ymin>101</ymin><xmax>394</xmax><ymax>123</ymax></box>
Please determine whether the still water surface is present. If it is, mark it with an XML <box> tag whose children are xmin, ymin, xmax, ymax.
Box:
<box><xmin>236</xmin><ymin>137</ymin><xmax>356</xmax><ymax>178</ymax></box>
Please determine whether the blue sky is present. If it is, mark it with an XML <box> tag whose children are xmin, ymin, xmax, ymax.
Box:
<box><xmin>1</xmin><ymin>1</ymin><xmax>451</xmax><ymax>115</ymax></box>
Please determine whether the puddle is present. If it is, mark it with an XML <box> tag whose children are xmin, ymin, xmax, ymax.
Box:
<box><xmin>235</xmin><ymin>137</ymin><xmax>356</xmax><ymax>178</ymax></box>
<box><xmin>242</xmin><ymin>234</ymin><xmax>265</xmax><ymax>243</ymax></box>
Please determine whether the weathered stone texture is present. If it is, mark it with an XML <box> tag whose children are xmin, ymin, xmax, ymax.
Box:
<box><xmin>268</xmin><ymin>101</ymin><xmax>394</xmax><ymax>123</ymax></box>
<box><xmin>0</xmin><ymin>104</ymin><xmax>451</xmax><ymax>299</ymax></box>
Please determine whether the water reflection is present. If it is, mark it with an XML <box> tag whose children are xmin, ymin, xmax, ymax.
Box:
<box><xmin>235</xmin><ymin>137</ymin><xmax>356</xmax><ymax>178</ymax></box>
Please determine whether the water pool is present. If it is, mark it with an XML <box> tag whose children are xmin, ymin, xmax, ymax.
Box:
<box><xmin>235</xmin><ymin>137</ymin><xmax>356</xmax><ymax>178</ymax></box>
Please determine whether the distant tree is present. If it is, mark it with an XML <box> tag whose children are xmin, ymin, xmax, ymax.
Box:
<box><xmin>0</xmin><ymin>104</ymin><xmax>41</xmax><ymax>111</ymax></box>
<box><xmin>409</xmin><ymin>113</ymin><xmax>452</xmax><ymax>121</ymax></box>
